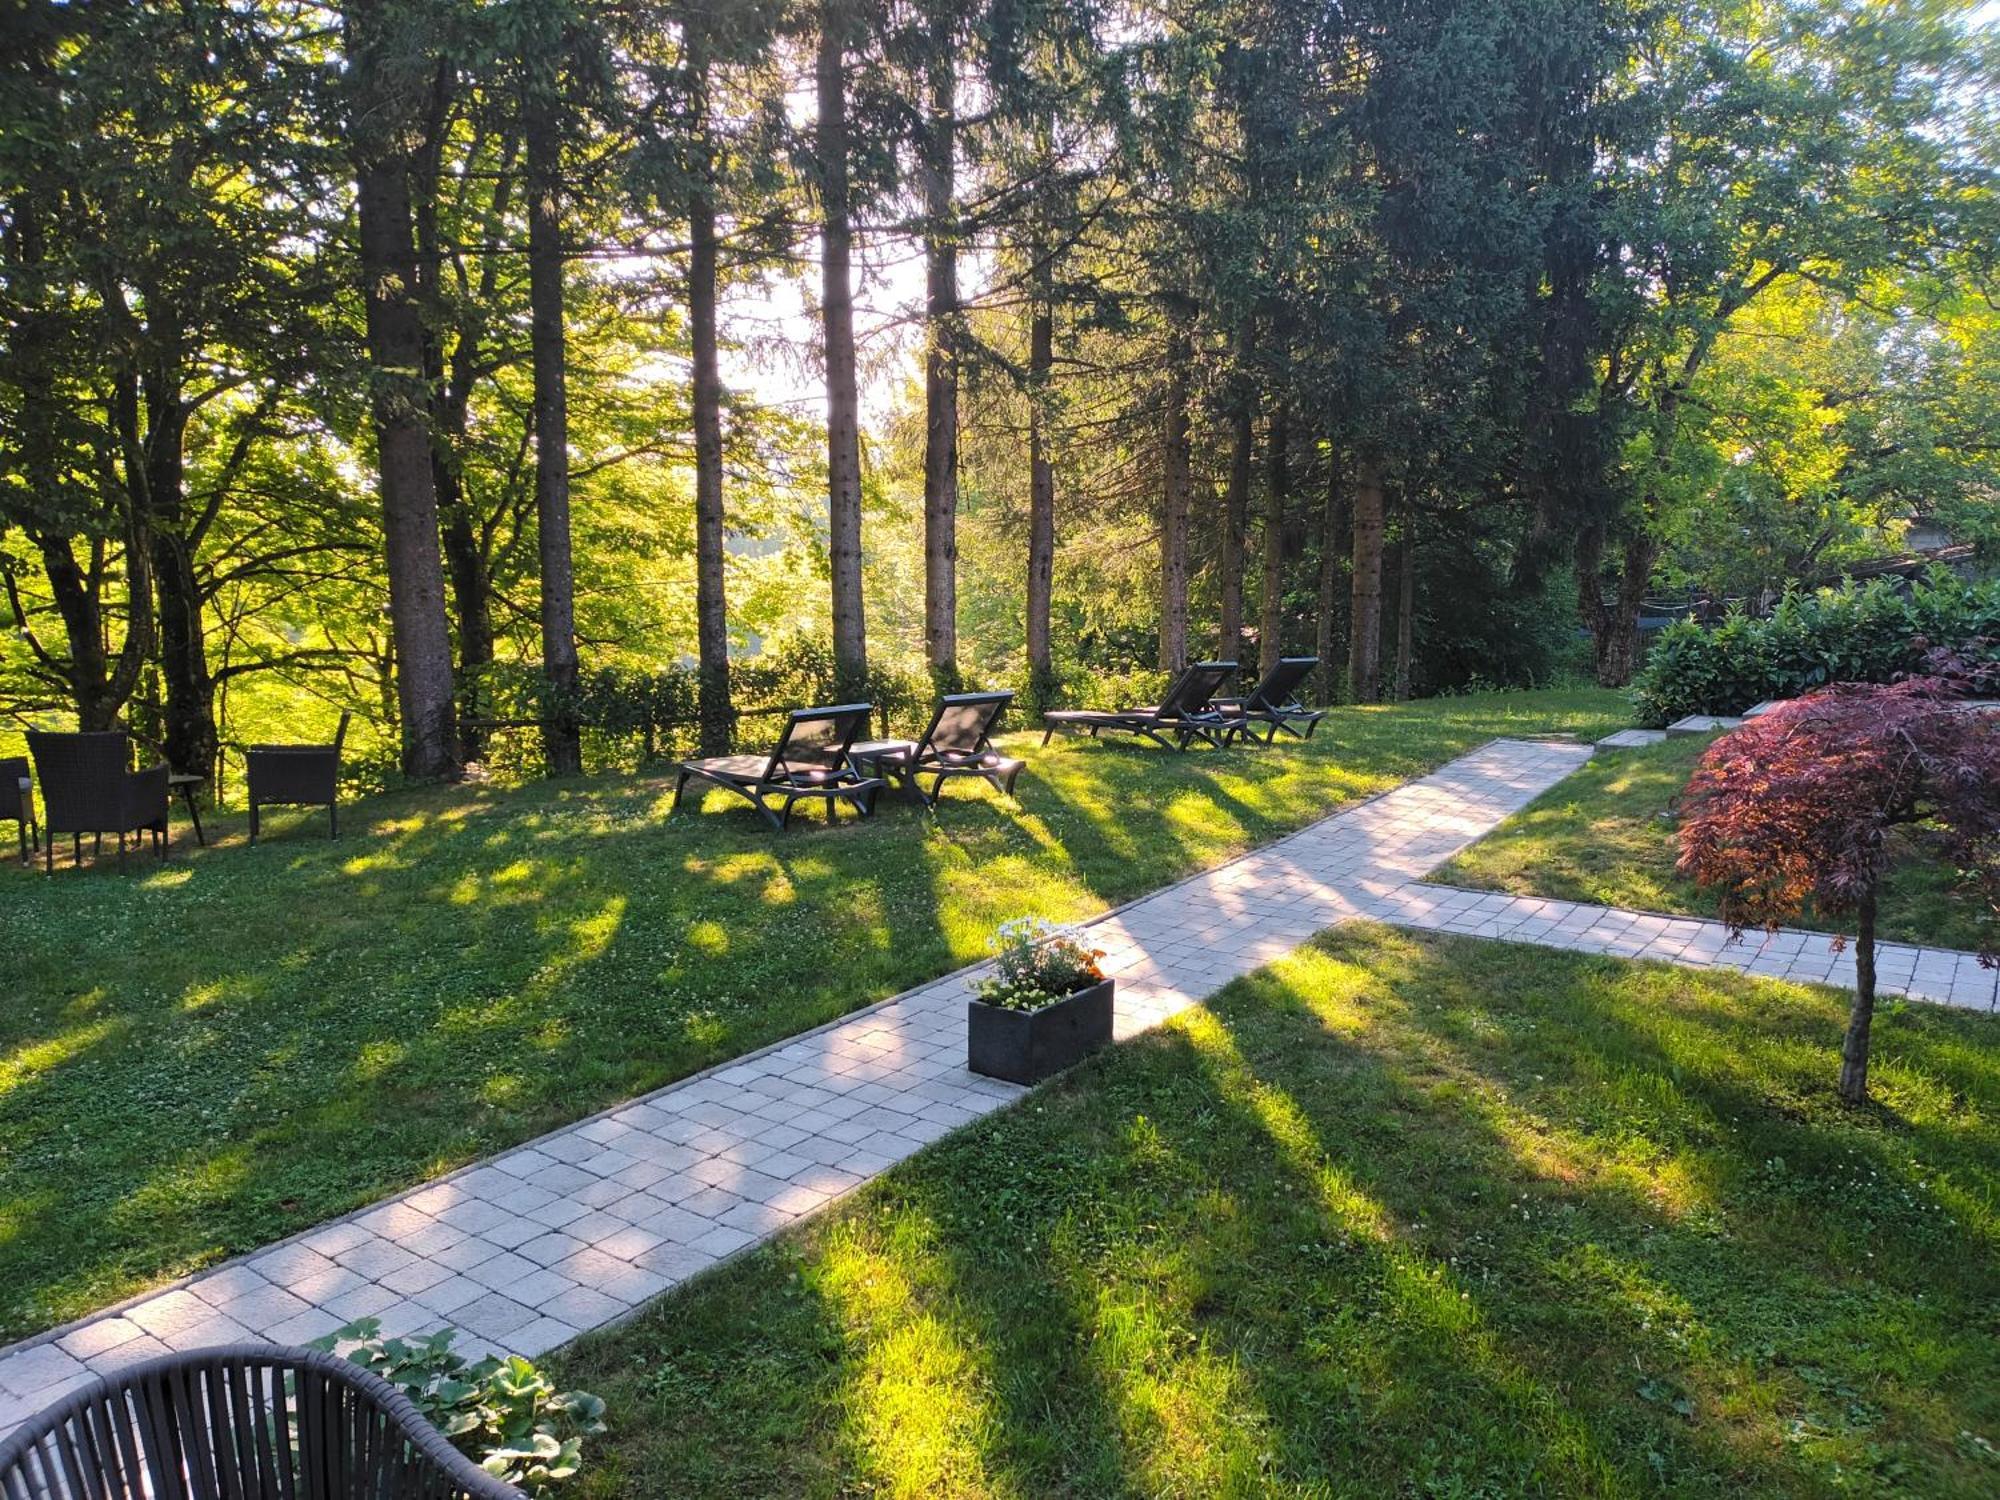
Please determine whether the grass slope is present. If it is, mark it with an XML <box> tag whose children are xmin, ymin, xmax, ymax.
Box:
<box><xmin>560</xmin><ymin>925</ymin><xmax>2000</xmax><ymax>1499</ymax></box>
<box><xmin>0</xmin><ymin>689</ymin><xmax>1624</xmax><ymax>1340</ymax></box>
<box><xmin>1433</xmin><ymin>734</ymin><xmax>1989</xmax><ymax>952</ymax></box>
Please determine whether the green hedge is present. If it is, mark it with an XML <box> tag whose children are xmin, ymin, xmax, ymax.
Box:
<box><xmin>1631</xmin><ymin>573</ymin><xmax>2000</xmax><ymax>726</ymax></box>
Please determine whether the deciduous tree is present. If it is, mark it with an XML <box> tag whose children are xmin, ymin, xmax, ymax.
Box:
<box><xmin>1678</xmin><ymin>674</ymin><xmax>2000</xmax><ymax>1103</ymax></box>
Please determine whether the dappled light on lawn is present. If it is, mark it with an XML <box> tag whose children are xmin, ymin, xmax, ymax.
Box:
<box><xmin>0</xmin><ymin>690</ymin><xmax>1625</xmax><ymax>1341</ymax></box>
<box><xmin>563</xmin><ymin>924</ymin><xmax>2000</xmax><ymax>1496</ymax></box>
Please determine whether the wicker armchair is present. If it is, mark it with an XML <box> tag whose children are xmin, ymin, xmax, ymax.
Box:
<box><xmin>1</xmin><ymin>756</ymin><xmax>37</xmax><ymax>865</ymax></box>
<box><xmin>247</xmin><ymin>712</ymin><xmax>350</xmax><ymax>842</ymax></box>
<box><xmin>25</xmin><ymin>731</ymin><xmax>170</xmax><ymax>874</ymax></box>
<box><xmin>0</xmin><ymin>1343</ymin><xmax>524</xmax><ymax>1500</ymax></box>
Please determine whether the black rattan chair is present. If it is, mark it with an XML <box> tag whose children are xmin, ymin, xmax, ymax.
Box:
<box><xmin>247</xmin><ymin>712</ymin><xmax>350</xmax><ymax>843</ymax></box>
<box><xmin>1</xmin><ymin>757</ymin><xmax>37</xmax><ymax>866</ymax></box>
<box><xmin>26</xmin><ymin>731</ymin><xmax>170</xmax><ymax>874</ymax></box>
<box><xmin>849</xmin><ymin>690</ymin><xmax>1025</xmax><ymax>807</ymax></box>
<box><xmin>1216</xmin><ymin>657</ymin><xmax>1328</xmax><ymax>744</ymax></box>
<box><xmin>671</xmin><ymin>703</ymin><xmax>887</xmax><ymax>831</ymax></box>
<box><xmin>0</xmin><ymin>1342</ymin><xmax>523</xmax><ymax>1500</ymax></box>
<box><xmin>1040</xmin><ymin>661</ymin><xmax>1239</xmax><ymax>751</ymax></box>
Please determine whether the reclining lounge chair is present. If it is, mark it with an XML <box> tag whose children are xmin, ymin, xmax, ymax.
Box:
<box><xmin>849</xmin><ymin>690</ymin><xmax>1025</xmax><ymax>807</ymax></box>
<box><xmin>1039</xmin><ymin>660</ymin><xmax>1239</xmax><ymax>751</ymax></box>
<box><xmin>1217</xmin><ymin>656</ymin><xmax>1328</xmax><ymax>744</ymax></box>
<box><xmin>672</xmin><ymin>702</ymin><xmax>887</xmax><ymax>831</ymax></box>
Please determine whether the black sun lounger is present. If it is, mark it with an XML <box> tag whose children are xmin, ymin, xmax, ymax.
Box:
<box><xmin>1039</xmin><ymin>660</ymin><xmax>1239</xmax><ymax>751</ymax></box>
<box><xmin>849</xmin><ymin>690</ymin><xmax>1026</xmax><ymax>807</ymax></box>
<box><xmin>1217</xmin><ymin>657</ymin><xmax>1328</xmax><ymax>744</ymax></box>
<box><xmin>672</xmin><ymin>702</ymin><xmax>887</xmax><ymax>830</ymax></box>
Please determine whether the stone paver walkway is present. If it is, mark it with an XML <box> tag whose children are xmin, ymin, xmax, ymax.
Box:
<box><xmin>7</xmin><ymin>733</ymin><xmax>1993</xmax><ymax>1435</ymax></box>
<box><xmin>1370</xmin><ymin>883</ymin><xmax>2000</xmax><ymax>1012</ymax></box>
<box><xmin>0</xmin><ymin>737</ymin><xmax>1588</xmax><ymax>1431</ymax></box>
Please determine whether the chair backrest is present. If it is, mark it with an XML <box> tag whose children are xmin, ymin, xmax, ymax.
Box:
<box><xmin>332</xmin><ymin>710</ymin><xmax>353</xmax><ymax>755</ymax></box>
<box><xmin>763</xmin><ymin>703</ymin><xmax>873</xmax><ymax>782</ymax></box>
<box><xmin>1246</xmin><ymin>657</ymin><xmax>1319</xmax><ymax>712</ymax></box>
<box><xmin>0</xmin><ymin>756</ymin><xmax>26</xmax><ymax>822</ymax></box>
<box><xmin>920</xmin><ymin>691</ymin><xmax>1013</xmax><ymax>758</ymax></box>
<box><xmin>27</xmin><ymin>731</ymin><xmax>131</xmax><ymax>831</ymax></box>
<box><xmin>1158</xmin><ymin>661</ymin><xmax>1238</xmax><ymax>719</ymax></box>
<box><xmin>0</xmin><ymin>1342</ymin><xmax>524</xmax><ymax>1500</ymax></box>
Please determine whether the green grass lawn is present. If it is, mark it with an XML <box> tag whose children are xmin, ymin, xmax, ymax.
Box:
<box><xmin>1433</xmin><ymin>733</ymin><xmax>1992</xmax><ymax>952</ymax></box>
<box><xmin>558</xmin><ymin>924</ymin><xmax>2000</xmax><ymax>1499</ymax></box>
<box><xmin>0</xmin><ymin>688</ymin><xmax>1624</xmax><ymax>1341</ymax></box>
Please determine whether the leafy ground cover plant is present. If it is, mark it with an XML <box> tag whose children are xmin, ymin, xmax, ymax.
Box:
<box><xmin>1677</xmin><ymin>670</ymin><xmax>2000</xmax><ymax>1102</ymax></box>
<box><xmin>972</xmin><ymin>917</ymin><xmax>1106</xmax><ymax>1011</ymax></box>
<box><xmin>313</xmin><ymin>1320</ymin><xmax>606</xmax><ymax>1495</ymax></box>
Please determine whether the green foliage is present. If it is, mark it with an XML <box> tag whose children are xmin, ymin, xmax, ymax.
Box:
<box><xmin>1631</xmin><ymin>574</ymin><xmax>2000</xmax><ymax>725</ymax></box>
<box><xmin>311</xmin><ymin>1320</ymin><xmax>606</xmax><ymax>1495</ymax></box>
<box><xmin>971</xmin><ymin>917</ymin><xmax>1106</xmax><ymax>1011</ymax></box>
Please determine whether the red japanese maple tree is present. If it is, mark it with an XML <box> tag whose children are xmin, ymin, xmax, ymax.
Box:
<box><xmin>1676</xmin><ymin>673</ymin><xmax>2000</xmax><ymax>1104</ymax></box>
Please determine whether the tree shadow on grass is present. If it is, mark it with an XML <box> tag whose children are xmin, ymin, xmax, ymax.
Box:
<box><xmin>565</xmin><ymin>922</ymin><xmax>2000</xmax><ymax>1497</ymax></box>
<box><xmin>1186</xmin><ymin>926</ymin><xmax>2000</xmax><ymax>1494</ymax></box>
<box><xmin>0</xmin><ymin>694</ymin><xmax>1612</xmax><ymax>1343</ymax></box>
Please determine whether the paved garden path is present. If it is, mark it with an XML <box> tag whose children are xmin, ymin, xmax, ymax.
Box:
<box><xmin>4</xmin><ymin>734</ymin><xmax>1993</xmax><ymax>1435</ymax></box>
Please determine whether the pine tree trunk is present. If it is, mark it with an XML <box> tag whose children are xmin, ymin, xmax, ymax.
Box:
<box><xmin>1315</xmin><ymin>457</ymin><xmax>1344</xmax><ymax>705</ymax></box>
<box><xmin>525</xmin><ymin>57</ymin><xmax>581</xmax><ymax>776</ymax></box>
<box><xmin>1259</xmin><ymin>407</ymin><xmax>1289</xmax><ymax>677</ymax></box>
<box><xmin>818</xmin><ymin>2</ymin><xmax>867</xmax><ymax>693</ymax></box>
<box><xmin>1347</xmin><ymin>457</ymin><xmax>1385</xmax><ymax>702</ymax></box>
<box><xmin>1026</xmin><ymin>237</ymin><xmax>1056</xmax><ymax>703</ymax></box>
<box><xmin>1158</xmin><ymin>299</ymin><xmax>1193</xmax><ymax>674</ymax></box>
<box><xmin>920</xmin><ymin>47</ymin><xmax>958</xmax><ymax>685</ymax></box>
<box><xmin>347</xmin><ymin>0</ymin><xmax>459</xmax><ymax>780</ymax></box>
<box><xmin>142</xmin><ymin>389</ymin><xmax>218</xmax><ymax>779</ymax></box>
<box><xmin>437</xmin><ymin>473</ymin><xmax>493</xmax><ymax>755</ymax></box>
<box><xmin>1839</xmin><ymin>890</ymin><xmax>1878</xmax><ymax>1105</ymax></box>
<box><xmin>1221</xmin><ymin>396</ymin><xmax>1251</xmax><ymax>662</ymax></box>
<box><xmin>1220</xmin><ymin>322</ymin><xmax>1253</xmax><ymax>661</ymax></box>
<box><xmin>687</xmin><ymin>24</ymin><xmax>732</xmax><ymax>756</ymax></box>
<box><xmin>1393</xmin><ymin>532</ymin><xmax>1414</xmax><ymax>701</ymax></box>
<box><xmin>416</xmin><ymin>98</ymin><xmax>502</xmax><ymax>762</ymax></box>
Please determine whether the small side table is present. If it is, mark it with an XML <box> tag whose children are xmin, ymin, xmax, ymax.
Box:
<box><xmin>847</xmin><ymin>739</ymin><xmax>916</xmax><ymax>781</ymax></box>
<box><xmin>167</xmin><ymin>772</ymin><xmax>208</xmax><ymax>847</ymax></box>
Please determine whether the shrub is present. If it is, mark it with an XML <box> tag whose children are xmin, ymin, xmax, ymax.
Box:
<box><xmin>312</xmin><ymin>1320</ymin><xmax>606</xmax><ymax>1496</ymax></box>
<box><xmin>1632</xmin><ymin>573</ymin><xmax>2000</xmax><ymax>725</ymax></box>
<box><xmin>972</xmin><ymin>917</ymin><xmax>1107</xmax><ymax>1011</ymax></box>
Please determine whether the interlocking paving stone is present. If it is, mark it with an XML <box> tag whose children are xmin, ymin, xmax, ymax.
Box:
<box><xmin>1373</xmin><ymin>885</ymin><xmax>2000</xmax><ymax>1014</ymax></box>
<box><xmin>1596</xmin><ymin>728</ymin><xmax>1667</xmax><ymax>748</ymax></box>
<box><xmin>29</xmin><ymin>736</ymin><xmax>1987</xmax><ymax>1436</ymax></box>
<box><xmin>1665</xmin><ymin>714</ymin><xmax>1745</xmax><ymax>735</ymax></box>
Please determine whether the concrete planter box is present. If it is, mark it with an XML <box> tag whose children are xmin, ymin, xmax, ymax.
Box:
<box><xmin>967</xmin><ymin>978</ymin><xmax>1115</xmax><ymax>1085</ymax></box>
